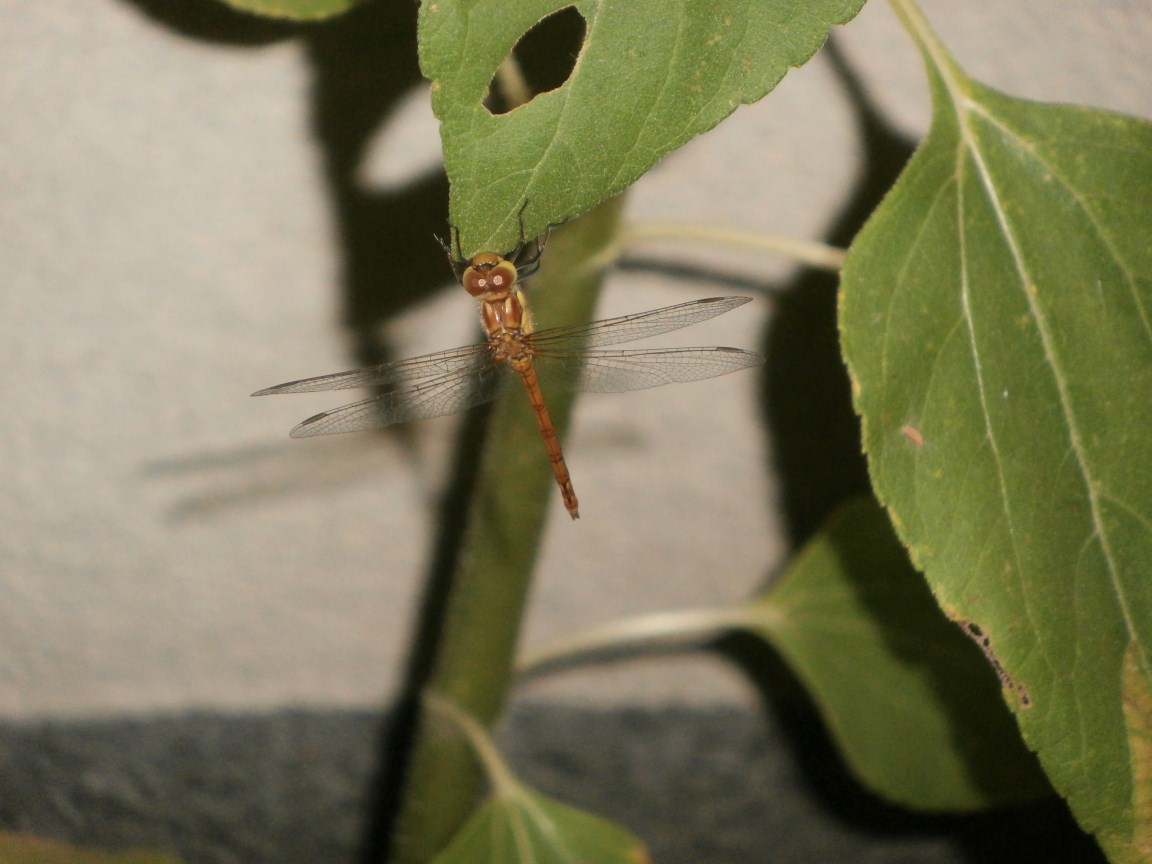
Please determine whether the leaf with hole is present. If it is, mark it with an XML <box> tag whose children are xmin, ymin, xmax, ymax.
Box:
<box><xmin>839</xmin><ymin>23</ymin><xmax>1152</xmax><ymax>862</ymax></box>
<box><xmin>750</xmin><ymin>497</ymin><xmax>1049</xmax><ymax>810</ymax></box>
<box><xmin>418</xmin><ymin>0</ymin><xmax>866</xmax><ymax>254</ymax></box>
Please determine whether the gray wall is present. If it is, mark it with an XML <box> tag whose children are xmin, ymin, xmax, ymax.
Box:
<box><xmin>4</xmin><ymin>0</ymin><xmax>1145</xmax><ymax>719</ymax></box>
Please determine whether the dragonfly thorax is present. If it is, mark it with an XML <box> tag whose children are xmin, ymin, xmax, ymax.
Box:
<box><xmin>480</xmin><ymin>287</ymin><xmax>533</xmax><ymax>341</ymax></box>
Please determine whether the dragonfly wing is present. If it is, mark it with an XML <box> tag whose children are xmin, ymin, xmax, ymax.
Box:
<box><xmin>536</xmin><ymin>347</ymin><xmax>764</xmax><ymax>394</ymax></box>
<box><xmin>253</xmin><ymin>343</ymin><xmax>489</xmax><ymax>395</ymax></box>
<box><xmin>528</xmin><ymin>296</ymin><xmax>753</xmax><ymax>350</ymax></box>
<box><xmin>288</xmin><ymin>359</ymin><xmax>509</xmax><ymax>437</ymax></box>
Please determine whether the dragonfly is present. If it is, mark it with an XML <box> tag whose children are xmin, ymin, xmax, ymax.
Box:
<box><xmin>253</xmin><ymin>247</ymin><xmax>763</xmax><ymax>519</ymax></box>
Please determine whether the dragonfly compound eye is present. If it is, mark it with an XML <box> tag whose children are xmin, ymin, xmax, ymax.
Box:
<box><xmin>462</xmin><ymin>254</ymin><xmax>518</xmax><ymax>297</ymax></box>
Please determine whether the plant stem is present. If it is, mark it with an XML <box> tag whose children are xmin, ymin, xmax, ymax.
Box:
<box><xmin>518</xmin><ymin>606</ymin><xmax>770</xmax><ymax>674</ymax></box>
<box><xmin>886</xmin><ymin>0</ymin><xmax>969</xmax><ymax>110</ymax></box>
<box><xmin>584</xmin><ymin>222</ymin><xmax>846</xmax><ymax>275</ymax></box>
<box><xmin>386</xmin><ymin>199</ymin><xmax>623</xmax><ymax>864</ymax></box>
<box><xmin>424</xmin><ymin>693</ymin><xmax>520</xmax><ymax>799</ymax></box>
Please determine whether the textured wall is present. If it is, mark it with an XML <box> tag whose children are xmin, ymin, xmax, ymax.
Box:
<box><xmin>1</xmin><ymin>0</ymin><xmax>1150</xmax><ymax>720</ymax></box>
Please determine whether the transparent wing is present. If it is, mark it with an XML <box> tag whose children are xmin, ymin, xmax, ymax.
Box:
<box><xmin>258</xmin><ymin>295</ymin><xmax>760</xmax><ymax>436</ymax></box>
<box><xmin>528</xmin><ymin>296</ymin><xmax>752</xmax><ymax>350</ymax></box>
<box><xmin>536</xmin><ymin>346</ymin><xmax>764</xmax><ymax>394</ymax></box>
<box><xmin>288</xmin><ymin>359</ymin><xmax>509</xmax><ymax>437</ymax></box>
<box><xmin>252</xmin><ymin>343</ymin><xmax>490</xmax><ymax>396</ymax></box>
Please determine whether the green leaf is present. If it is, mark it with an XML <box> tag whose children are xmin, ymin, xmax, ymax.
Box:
<box><xmin>839</xmin><ymin>6</ymin><xmax>1152</xmax><ymax>860</ymax></box>
<box><xmin>211</xmin><ymin>0</ymin><xmax>364</xmax><ymax>20</ymax></box>
<box><xmin>422</xmin><ymin>692</ymin><xmax>650</xmax><ymax>864</ymax></box>
<box><xmin>0</xmin><ymin>833</ymin><xmax>181</xmax><ymax>864</ymax></box>
<box><xmin>432</xmin><ymin>787</ymin><xmax>649</xmax><ymax>864</ymax></box>
<box><xmin>418</xmin><ymin>0</ymin><xmax>866</xmax><ymax>255</ymax></box>
<box><xmin>751</xmin><ymin>498</ymin><xmax>1049</xmax><ymax>810</ymax></box>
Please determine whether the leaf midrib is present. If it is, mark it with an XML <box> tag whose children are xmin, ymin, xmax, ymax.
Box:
<box><xmin>932</xmin><ymin>48</ymin><xmax>1148</xmax><ymax>683</ymax></box>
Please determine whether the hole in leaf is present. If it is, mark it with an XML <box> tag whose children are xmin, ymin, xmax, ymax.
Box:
<box><xmin>484</xmin><ymin>6</ymin><xmax>586</xmax><ymax>115</ymax></box>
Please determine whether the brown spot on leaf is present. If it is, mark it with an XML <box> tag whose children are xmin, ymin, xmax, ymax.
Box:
<box><xmin>901</xmin><ymin>423</ymin><xmax>924</xmax><ymax>448</ymax></box>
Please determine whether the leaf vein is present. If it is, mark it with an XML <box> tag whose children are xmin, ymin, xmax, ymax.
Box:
<box><xmin>958</xmin><ymin>99</ymin><xmax>1149</xmax><ymax>680</ymax></box>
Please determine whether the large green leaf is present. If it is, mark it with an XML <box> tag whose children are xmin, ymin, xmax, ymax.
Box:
<box><xmin>210</xmin><ymin>0</ymin><xmax>364</xmax><ymax>18</ymax></box>
<box><xmin>0</xmin><ymin>833</ymin><xmax>181</xmax><ymax>864</ymax></box>
<box><xmin>418</xmin><ymin>0</ymin><xmax>865</xmax><ymax>255</ymax></box>
<box><xmin>839</xmin><ymin>6</ymin><xmax>1152</xmax><ymax>861</ymax></box>
<box><xmin>752</xmin><ymin>498</ymin><xmax>1049</xmax><ymax>810</ymax></box>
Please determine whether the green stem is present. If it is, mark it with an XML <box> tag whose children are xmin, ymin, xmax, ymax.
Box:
<box><xmin>518</xmin><ymin>606</ymin><xmax>771</xmax><ymax>675</ymax></box>
<box><xmin>583</xmin><ymin>222</ymin><xmax>846</xmax><ymax>275</ymax></box>
<box><xmin>424</xmin><ymin>693</ymin><xmax>520</xmax><ymax>798</ymax></box>
<box><xmin>886</xmin><ymin>0</ymin><xmax>971</xmax><ymax>114</ymax></box>
<box><xmin>387</xmin><ymin>199</ymin><xmax>624</xmax><ymax>864</ymax></box>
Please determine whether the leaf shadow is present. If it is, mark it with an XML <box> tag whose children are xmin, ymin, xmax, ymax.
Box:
<box><xmin>118</xmin><ymin>0</ymin><xmax>452</xmax><ymax>364</ymax></box>
<box><xmin>759</xmin><ymin>36</ymin><xmax>909</xmax><ymax>551</ymax></box>
<box><xmin>108</xmin><ymin>1</ymin><xmax>469</xmax><ymax>861</ymax></box>
<box><xmin>720</xmin><ymin>630</ymin><xmax>1107</xmax><ymax>864</ymax></box>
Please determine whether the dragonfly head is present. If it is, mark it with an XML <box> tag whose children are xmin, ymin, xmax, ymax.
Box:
<box><xmin>462</xmin><ymin>253</ymin><xmax>518</xmax><ymax>298</ymax></box>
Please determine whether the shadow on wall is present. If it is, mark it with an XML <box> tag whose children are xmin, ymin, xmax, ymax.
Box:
<box><xmin>122</xmin><ymin>0</ymin><xmax>451</xmax><ymax>373</ymax></box>
<box><xmin>108</xmin><ymin>4</ymin><xmax>585</xmax><ymax>864</ymax></box>
<box><xmin>114</xmin><ymin>2</ymin><xmax>456</xmax><ymax>861</ymax></box>
<box><xmin>759</xmin><ymin>37</ymin><xmax>915</xmax><ymax>552</ymax></box>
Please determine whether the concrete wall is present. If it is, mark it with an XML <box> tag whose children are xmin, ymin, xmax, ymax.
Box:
<box><xmin>3</xmin><ymin>0</ymin><xmax>1151</xmax><ymax>716</ymax></box>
